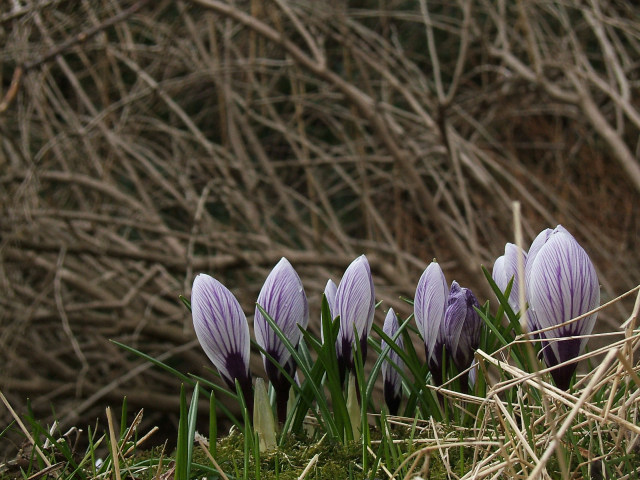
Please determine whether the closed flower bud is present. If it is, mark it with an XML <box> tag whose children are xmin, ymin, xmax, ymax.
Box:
<box><xmin>254</xmin><ymin>257</ymin><xmax>308</xmax><ymax>421</ymax></box>
<box><xmin>321</xmin><ymin>279</ymin><xmax>338</xmax><ymax>344</ymax></box>
<box><xmin>191</xmin><ymin>273</ymin><xmax>252</xmax><ymax>408</ymax></box>
<box><xmin>492</xmin><ymin>243</ymin><xmax>527</xmax><ymax>313</ymax></box>
<box><xmin>324</xmin><ymin>279</ymin><xmax>338</xmax><ymax>320</ymax></box>
<box><xmin>525</xmin><ymin>225</ymin><xmax>570</xmax><ymax>332</ymax></box>
<box><xmin>335</xmin><ymin>255</ymin><xmax>375</xmax><ymax>380</ymax></box>
<box><xmin>381</xmin><ymin>308</ymin><xmax>404</xmax><ymax>415</ymax></box>
<box><xmin>526</xmin><ymin>226</ymin><xmax>599</xmax><ymax>390</ymax></box>
<box><xmin>414</xmin><ymin>261</ymin><xmax>449</xmax><ymax>386</ymax></box>
<box><xmin>444</xmin><ymin>281</ymin><xmax>481</xmax><ymax>376</ymax></box>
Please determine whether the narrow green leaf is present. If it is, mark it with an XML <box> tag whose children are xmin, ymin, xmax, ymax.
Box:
<box><xmin>175</xmin><ymin>384</ymin><xmax>188</xmax><ymax>480</ymax></box>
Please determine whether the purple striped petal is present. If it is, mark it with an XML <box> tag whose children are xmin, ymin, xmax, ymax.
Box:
<box><xmin>192</xmin><ymin>273</ymin><xmax>251</xmax><ymax>390</ymax></box>
<box><xmin>381</xmin><ymin>308</ymin><xmax>404</xmax><ymax>415</ymax></box>
<box><xmin>444</xmin><ymin>281</ymin><xmax>481</xmax><ymax>373</ymax></box>
<box><xmin>492</xmin><ymin>243</ymin><xmax>527</xmax><ymax>313</ymax></box>
<box><xmin>335</xmin><ymin>255</ymin><xmax>375</xmax><ymax>372</ymax></box>
<box><xmin>527</xmin><ymin>227</ymin><xmax>599</xmax><ymax>389</ymax></box>
<box><xmin>414</xmin><ymin>262</ymin><xmax>449</xmax><ymax>383</ymax></box>
<box><xmin>254</xmin><ymin>258</ymin><xmax>308</xmax><ymax>386</ymax></box>
<box><xmin>525</xmin><ymin>225</ymin><xmax>572</xmax><ymax>332</ymax></box>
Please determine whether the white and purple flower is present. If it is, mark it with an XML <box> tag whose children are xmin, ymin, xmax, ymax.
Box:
<box><xmin>526</xmin><ymin>225</ymin><xmax>600</xmax><ymax>389</ymax></box>
<box><xmin>321</xmin><ymin>279</ymin><xmax>338</xmax><ymax>344</ymax></box>
<box><xmin>191</xmin><ymin>273</ymin><xmax>253</xmax><ymax>407</ymax></box>
<box><xmin>443</xmin><ymin>281</ymin><xmax>482</xmax><ymax>378</ymax></box>
<box><xmin>254</xmin><ymin>258</ymin><xmax>308</xmax><ymax>420</ymax></box>
<box><xmin>414</xmin><ymin>261</ymin><xmax>449</xmax><ymax>386</ymax></box>
<box><xmin>492</xmin><ymin>243</ymin><xmax>527</xmax><ymax>313</ymax></box>
<box><xmin>381</xmin><ymin>308</ymin><xmax>404</xmax><ymax>415</ymax></box>
<box><xmin>335</xmin><ymin>255</ymin><xmax>376</xmax><ymax>380</ymax></box>
<box><xmin>524</xmin><ymin>225</ymin><xmax>571</xmax><ymax>332</ymax></box>
<box><xmin>324</xmin><ymin>279</ymin><xmax>338</xmax><ymax>319</ymax></box>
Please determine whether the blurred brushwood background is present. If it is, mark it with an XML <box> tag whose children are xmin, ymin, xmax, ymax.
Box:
<box><xmin>1</xmin><ymin>0</ymin><xmax>638</xmax><ymax>452</ymax></box>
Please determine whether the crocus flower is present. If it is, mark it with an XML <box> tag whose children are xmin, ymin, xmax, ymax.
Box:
<box><xmin>335</xmin><ymin>255</ymin><xmax>375</xmax><ymax>381</ymax></box>
<box><xmin>381</xmin><ymin>308</ymin><xmax>404</xmax><ymax>415</ymax></box>
<box><xmin>526</xmin><ymin>226</ymin><xmax>599</xmax><ymax>390</ymax></box>
<box><xmin>192</xmin><ymin>273</ymin><xmax>252</xmax><ymax>409</ymax></box>
<box><xmin>492</xmin><ymin>243</ymin><xmax>527</xmax><ymax>313</ymax></box>
<box><xmin>324</xmin><ymin>279</ymin><xmax>337</xmax><ymax>319</ymax></box>
<box><xmin>524</xmin><ymin>225</ymin><xmax>571</xmax><ymax>332</ymax></box>
<box><xmin>443</xmin><ymin>281</ymin><xmax>482</xmax><ymax>381</ymax></box>
<box><xmin>414</xmin><ymin>261</ymin><xmax>449</xmax><ymax>386</ymax></box>
<box><xmin>321</xmin><ymin>279</ymin><xmax>338</xmax><ymax>344</ymax></box>
<box><xmin>254</xmin><ymin>258</ymin><xmax>308</xmax><ymax>421</ymax></box>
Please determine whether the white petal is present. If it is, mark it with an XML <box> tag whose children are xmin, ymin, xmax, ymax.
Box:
<box><xmin>414</xmin><ymin>262</ymin><xmax>448</xmax><ymax>365</ymax></box>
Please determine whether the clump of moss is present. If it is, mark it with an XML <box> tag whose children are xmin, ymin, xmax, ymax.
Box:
<box><xmin>199</xmin><ymin>431</ymin><xmax>363</xmax><ymax>480</ymax></box>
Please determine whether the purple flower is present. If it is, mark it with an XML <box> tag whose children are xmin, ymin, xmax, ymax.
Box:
<box><xmin>321</xmin><ymin>279</ymin><xmax>338</xmax><ymax>344</ymax></box>
<box><xmin>381</xmin><ymin>308</ymin><xmax>404</xmax><ymax>415</ymax></box>
<box><xmin>444</xmin><ymin>281</ymin><xmax>482</xmax><ymax>377</ymax></box>
<box><xmin>526</xmin><ymin>226</ymin><xmax>599</xmax><ymax>390</ymax></box>
<box><xmin>492</xmin><ymin>243</ymin><xmax>527</xmax><ymax>313</ymax></box>
<box><xmin>191</xmin><ymin>273</ymin><xmax>252</xmax><ymax>406</ymax></box>
<box><xmin>335</xmin><ymin>255</ymin><xmax>375</xmax><ymax>379</ymax></box>
<box><xmin>414</xmin><ymin>262</ymin><xmax>449</xmax><ymax>386</ymax></box>
<box><xmin>324</xmin><ymin>279</ymin><xmax>337</xmax><ymax>319</ymax></box>
<box><xmin>254</xmin><ymin>258</ymin><xmax>308</xmax><ymax>401</ymax></box>
<box><xmin>525</xmin><ymin>225</ymin><xmax>571</xmax><ymax>332</ymax></box>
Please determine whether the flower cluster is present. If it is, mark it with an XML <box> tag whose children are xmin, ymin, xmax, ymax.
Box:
<box><xmin>191</xmin><ymin>255</ymin><xmax>376</xmax><ymax>421</ymax></box>
<box><xmin>414</xmin><ymin>262</ymin><xmax>481</xmax><ymax>391</ymax></box>
<box><xmin>190</xmin><ymin>223</ymin><xmax>600</xmax><ymax>434</ymax></box>
<box><xmin>191</xmin><ymin>257</ymin><xmax>308</xmax><ymax>421</ymax></box>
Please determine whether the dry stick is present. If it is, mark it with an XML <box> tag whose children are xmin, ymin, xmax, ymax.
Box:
<box><xmin>198</xmin><ymin>439</ymin><xmax>231</xmax><ymax>480</ymax></box>
<box><xmin>184</xmin><ymin>181</ymin><xmax>213</xmax><ymax>309</ymax></box>
<box><xmin>366</xmin><ymin>446</ymin><xmax>393</xmax><ymax>480</ymax></box>
<box><xmin>0</xmin><ymin>390</ymin><xmax>52</xmax><ymax>467</ymax></box>
<box><xmin>297</xmin><ymin>453</ymin><xmax>319</xmax><ymax>480</ymax></box>
<box><xmin>188</xmin><ymin>0</ymin><xmax>489</xmax><ymax>296</ymax></box>
<box><xmin>488</xmin><ymin>24</ymin><xmax>640</xmax><ymax>195</ymax></box>
<box><xmin>491</xmin><ymin>393</ymin><xmax>545</xmax><ymax>474</ymax></box>
<box><xmin>527</xmin><ymin>347</ymin><xmax>619</xmax><ymax>480</ymax></box>
<box><xmin>486</xmin><ymin>332</ymin><xmax>633</xmax><ymax>400</ymax></box>
<box><xmin>123</xmin><ymin>426</ymin><xmax>159</xmax><ymax>457</ymax></box>
<box><xmin>0</xmin><ymin>0</ymin><xmax>150</xmax><ymax>114</ymax></box>
<box><xmin>54</xmin><ymin>247</ymin><xmax>89</xmax><ymax>398</ymax></box>
<box><xmin>106</xmin><ymin>407</ymin><xmax>123</xmax><ymax>480</ymax></box>
<box><xmin>393</xmin><ymin>441</ymin><xmax>502</xmax><ymax>479</ymax></box>
<box><xmin>60</xmin><ymin>340</ymin><xmax>199</xmax><ymax>426</ymax></box>
<box><xmin>229</xmin><ymin>90</ymin><xmax>315</xmax><ymax>250</ymax></box>
<box><xmin>477</xmin><ymin>348</ymin><xmax>640</xmax><ymax>435</ymax></box>
<box><xmin>421</xmin><ymin>0</ymin><xmax>476</xmax><ymax>257</ymax></box>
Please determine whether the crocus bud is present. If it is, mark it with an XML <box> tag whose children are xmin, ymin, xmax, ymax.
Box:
<box><xmin>192</xmin><ymin>274</ymin><xmax>252</xmax><ymax>409</ymax></box>
<box><xmin>524</xmin><ymin>226</ymin><xmax>571</xmax><ymax>332</ymax></box>
<box><xmin>324</xmin><ymin>279</ymin><xmax>338</xmax><ymax>320</ymax></box>
<box><xmin>414</xmin><ymin>261</ymin><xmax>449</xmax><ymax>386</ymax></box>
<box><xmin>492</xmin><ymin>243</ymin><xmax>527</xmax><ymax>313</ymax></box>
<box><xmin>526</xmin><ymin>226</ymin><xmax>599</xmax><ymax>390</ymax></box>
<box><xmin>444</xmin><ymin>281</ymin><xmax>482</xmax><ymax>381</ymax></box>
<box><xmin>254</xmin><ymin>258</ymin><xmax>308</xmax><ymax>421</ymax></box>
<box><xmin>253</xmin><ymin>378</ymin><xmax>277</xmax><ymax>452</ymax></box>
<box><xmin>335</xmin><ymin>255</ymin><xmax>375</xmax><ymax>381</ymax></box>
<box><xmin>381</xmin><ymin>308</ymin><xmax>404</xmax><ymax>415</ymax></box>
<box><xmin>321</xmin><ymin>279</ymin><xmax>338</xmax><ymax>344</ymax></box>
